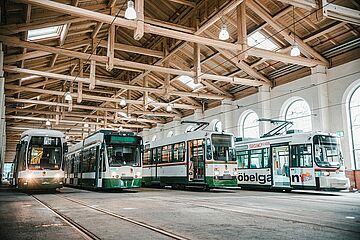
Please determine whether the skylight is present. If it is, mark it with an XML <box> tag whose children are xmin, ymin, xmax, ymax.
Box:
<box><xmin>27</xmin><ymin>25</ymin><xmax>63</xmax><ymax>41</ymax></box>
<box><xmin>178</xmin><ymin>75</ymin><xmax>203</xmax><ymax>90</ymax></box>
<box><xmin>247</xmin><ymin>32</ymin><xmax>278</xmax><ymax>51</ymax></box>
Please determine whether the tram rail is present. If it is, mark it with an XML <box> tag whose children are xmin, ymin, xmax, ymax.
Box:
<box><xmin>31</xmin><ymin>193</ymin><xmax>190</xmax><ymax>240</ymax></box>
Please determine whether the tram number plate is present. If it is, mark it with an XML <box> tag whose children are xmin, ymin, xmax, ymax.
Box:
<box><xmin>224</xmin><ymin>170</ymin><xmax>230</xmax><ymax>174</ymax></box>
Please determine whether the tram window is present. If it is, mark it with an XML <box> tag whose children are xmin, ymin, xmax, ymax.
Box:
<box><xmin>156</xmin><ymin>147</ymin><xmax>162</xmax><ymax>163</ymax></box>
<box><xmin>290</xmin><ymin>144</ymin><xmax>312</xmax><ymax>167</ymax></box>
<box><xmin>143</xmin><ymin>146</ymin><xmax>150</xmax><ymax>165</ymax></box>
<box><xmin>250</xmin><ymin>149</ymin><xmax>262</xmax><ymax>168</ymax></box>
<box><xmin>82</xmin><ymin>147</ymin><xmax>97</xmax><ymax>172</ymax></box>
<box><xmin>173</xmin><ymin>142</ymin><xmax>185</xmax><ymax>162</ymax></box>
<box><xmin>19</xmin><ymin>142</ymin><xmax>27</xmax><ymax>171</ymax></box>
<box><xmin>263</xmin><ymin>148</ymin><xmax>270</xmax><ymax>168</ymax></box>
<box><xmin>236</xmin><ymin>151</ymin><xmax>249</xmax><ymax>169</ymax></box>
<box><xmin>162</xmin><ymin>145</ymin><xmax>171</xmax><ymax>163</ymax></box>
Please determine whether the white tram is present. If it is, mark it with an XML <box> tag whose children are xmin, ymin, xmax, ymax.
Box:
<box><xmin>235</xmin><ymin>132</ymin><xmax>350</xmax><ymax>190</ymax></box>
<box><xmin>12</xmin><ymin>129</ymin><xmax>67</xmax><ymax>190</ymax></box>
<box><xmin>142</xmin><ymin>130</ymin><xmax>238</xmax><ymax>189</ymax></box>
<box><xmin>64</xmin><ymin>130</ymin><xmax>143</xmax><ymax>189</ymax></box>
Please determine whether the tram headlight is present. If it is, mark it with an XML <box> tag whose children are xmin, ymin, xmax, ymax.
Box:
<box><xmin>214</xmin><ymin>170</ymin><xmax>220</xmax><ymax>176</ymax></box>
<box><xmin>55</xmin><ymin>173</ymin><xmax>61</xmax><ymax>179</ymax></box>
<box><xmin>135</xmin><ymin>172</ymin><xmax>141</xmax><ymax>177</ymax></box>
<box><xmin>111</xmin><ymin>171</ymin><xmax>117</xmax><ymax>178</ymax></box>
<box><xmin>323</xmin><ymin>171</ymin><xmax>330</xmax><ymax>176</ymax></box>
<box><xmin>25</xmin><ymin>174</ymin><xmax>33</xmax><ymax>181</ymax></box>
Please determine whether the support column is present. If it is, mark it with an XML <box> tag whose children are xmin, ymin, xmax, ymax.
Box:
<box><xmin>258</xmin><ymin>85</ymin><xmax>271</xmax><ymax>136</ymax></box>
<box><xmin>220</xmin><ymin>100</ymin><xmax>233</xmax><ymax>133</ymax></box>
<box><xmin>310</xmin><ymin>65</ymin><xmax>329</xmax><ymax>132</ymax></box>
<box><xmin>0</xmin><ymin>43</ymin><xmax>5</xmax><ymax>182</ymax></box>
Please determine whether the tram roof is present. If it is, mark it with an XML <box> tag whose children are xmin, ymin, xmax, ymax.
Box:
<box><xmin>148</xmin><ymin>130</ymin><xmax>234</xmax><ymax>148</ymax></box>
<box><xmin>20</xmin><ymin>129</ymin><xmax>65</xmax><ymax>139</ymax></box>
<box><xmin>235</xmin><ymin>131</ymin><xmax>338</xmax><ymax>146</ymax></box>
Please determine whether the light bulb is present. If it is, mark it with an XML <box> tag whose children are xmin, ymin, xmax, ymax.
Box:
<box><xmin>45</xmin><ymin>120</ymin><xmax>51</xmax><ymax>126</ymax></box>
<box><xmin>166</xmin><ymin>104</ymin><xmax>172</xmax><ymax>112</ymax></box>
<box><xmin>125</xmin><ymin>0</ymin><xmax>137</xmax><ymax>20</ymax></box>
<box><xmin>84</xmin><ymin>123</ymin><xmax>89</xmax><ymax>128</ymax></box>
<box><xmin>64</xmin><ymin>92</ymin><xmax>72</xmax><ymax>101</ymax></box>
<box><xmin>218</xmin><ymin>24</ymin><xmax>229</xmax><ymax>41</ymax></box>
<box><xmin>290</xmin><ymin>45</ymin><xmax>300</xmax><ymax>57</ymax></box>
<box><xmin>119</xmin><ymin>98</ymin><xmax>126</xmax><ymax>107</ymax></box>
<box><xmin>65</xmin><ymin>135</ymin><xmax>69</xmax><ymax>140</ymax></box>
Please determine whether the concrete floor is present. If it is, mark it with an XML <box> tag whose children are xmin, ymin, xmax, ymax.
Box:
<box><xmin>0</xmin><ymin>185</ymin><xmax>359</xmax><ymax>240</ymax></box>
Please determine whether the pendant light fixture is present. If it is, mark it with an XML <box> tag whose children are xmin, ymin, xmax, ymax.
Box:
<box><xmin>45</xmin><ymin>119</ymin><xmax>51</xmax><ymax>126</ymax></box>
<box><xmin>125</xmin><ymin>0</ymin><xmax>137</xmax><ymax>20</ymax></box>
<box><xmin>290</xmin><ymin>6</ymin><xmax>300</xmax><ymax>57</ymax></box>
<box><xmin>119</xmin><ymin>98</ymin><xmax>127</xmax><ymax>107</ymax></box>
<box><xmin>166</xmin><ymin>104</ymin><xmax>172</xmax><ymax>112</ymax></box>
<box><xmin>218</xmin><ymin>21</ymin><xmax>229</xmax><ymax>41</ymax></box>
<box><xmin>64</xmin><ymin>91</ymin><xmax>72</xmax><ymax>101</ymax></box>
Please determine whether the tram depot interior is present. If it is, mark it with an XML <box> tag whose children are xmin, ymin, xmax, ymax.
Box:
<box><xmin>0</xmin><ymin>0</ymin><xmax>360</xmax><ymax>239</ymax></box>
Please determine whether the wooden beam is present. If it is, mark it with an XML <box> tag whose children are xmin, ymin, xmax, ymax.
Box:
<box><xmin>4</xmin><ymin>66</ymin><xmax>232</xmax><ymax>100</ymax></box>
<box><xmin>193</xmin><ymin>43</ymin><xmax>201</xmax><ymax>84</ymax></box>
<box><xmin>18</xmin><ymin>0</ymin><xmax>236</xmax><ymax>51</ymax></box>
<box><xmin>98</xmin><ymin>40</ymin><xmax>163</xmax><ymax>58</ymax></box>
<box><xmin>167</xmin><ymin>0</ymin><xmax>196</xmax><ymax>8</ymax></box>
<box><xmin>106</xmin><ymin>23</ymin><xmax>115</xmax><ymax>71</ymax></box>
<box><xmin>6</xmin><ymin>98</ymin><xmax>179</xmax><ymax>117</ymax></box>
<box><xmin>77</xmin><ymin>59</ymin><xmax>83</xmax><ymax>103</ymax></box>
<box><xmin>237</xmin><ymin>1</ymin><xmax>247</xmax><ymax>59</ymax></box>
<box><xmin>247</xmin><ymin>1</ymin><xmax>329</xmax><ymax>65</ymax></box>
<box><xmin>134</xmin><ymin>0</ymin><xmax>144</xmax><ymax>40</ymax></box>
<box><xmin>90</xmin><ymin>60</ymin><xmax>96</xmax><ymax>90</ymax></box>
<box><xmin>0</xmin><ymin>36</ymin><xmax>269</xmax><ymax>85</ymax></box>
<box><xmin>274</xmin><ymin>0</ymin><xmax>317</xmax><ymax>11</ymax></box>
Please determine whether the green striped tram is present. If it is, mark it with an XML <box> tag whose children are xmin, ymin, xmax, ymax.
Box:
<box><xmin>64</xmin><ymin>130</ymin><xmax>143</xmax><ymax>189</ymax></box>
<box><xmin>142</xmin><ymin>130</ymin><xmax>238</xmax><ymax>190</ymax></box>
<box><xmin>11</xmin><ymin>129</ymin><xmax>67</xmax><ymax>190</ymax></box>
<box><xmin>235</xmin><ymin>132</ymin><xmax>350</xmax><ymax>191</ymax></box>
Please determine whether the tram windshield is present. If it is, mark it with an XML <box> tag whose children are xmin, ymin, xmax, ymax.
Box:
<box><xmin>211</xmin><ymin>134</ymin><xmax>235</xmax><ymax>161</ymax></box>
<box><xmin>313</xmin><ymin>135</ymin><xmax>343</xmax><ymax>168</ymax></box>
<box><xmin>28</xmin><ymin>136</ymin><xmax>62</xmax><ymax>170</ymax></box>
<box><xmin>105</xmin><ymin>135</ymin><xmax>142</xmax><ymax>167</ymax></box>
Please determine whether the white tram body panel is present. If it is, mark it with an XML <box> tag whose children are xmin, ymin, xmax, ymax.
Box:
<box><xmin>235</xmin><ymin>132</ymin><xmax>350</xmax><ymax>190</ymax></box>
<box><xmin>143</xmin><ymin>130</ymin><xmax>238</xmax><ymax>188</ymax></box>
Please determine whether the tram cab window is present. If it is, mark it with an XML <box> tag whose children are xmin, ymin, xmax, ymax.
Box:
<box><xmin>28</xmin><ymin>137</ymin><xmax>62</xmax><ymax>170</ymax></box>
<box><xmin>18</xmin><ymin>141</ymin><xmax>27</xmax><ymax>171</ymax></box>
<box><xmin>290</xmin><ymin>144</ymin><xmax>312</xmax><ymax>167</ymax></box>
<box><xmin>173</xmin><ymin>142</ymin><xmax>185</xmax><ymax>162</ymax></box>
<box><xmin>236</xmin><ymin>151</ymin><xmax>249</xmax><ymax>169</ymax></box>
<box><xmin>211</xmin><ymin>134</ymin><xmax>233</xmax><ymax>161</ymax></box>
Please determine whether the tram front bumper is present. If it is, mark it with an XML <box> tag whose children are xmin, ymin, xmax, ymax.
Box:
<box><xmin>19</xmin><ymin>177</ymin><xmax>64</xmax><ymax>189</ymax></box>
<box><xmin>103</xmin><ymin>177</ymin><xmax>142</xmax><ymax>189</ymax></box>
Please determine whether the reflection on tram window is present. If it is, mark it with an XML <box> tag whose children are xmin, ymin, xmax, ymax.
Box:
<box><xmin>28</xmin><ymin>136</ymin><xmax>62</xmax><ymax>170</ymax></box>
<box><xmin>313</xmin><ymin>135</ymin><xmax>342</xmax><ymax>168</ymax></box>
<box><xmin>211</xmin><ymin>134</ymin><xmax>233</xmax><ymax>161</ymax></box>
<box><xmin>107</xmin><ymin>145</ymin><xmax>141</xmax><ymax>167</ymax></box>
<box><xmin>290</xmin><ymin>144</ymin><xmax>312</xmax><ymax>167</ymax></box>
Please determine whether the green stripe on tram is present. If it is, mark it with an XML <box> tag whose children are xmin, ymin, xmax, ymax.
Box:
<box><xmin>102</xmin><ymin>178</ymin><xmax>142</xmax><ymax>189</ymax></box>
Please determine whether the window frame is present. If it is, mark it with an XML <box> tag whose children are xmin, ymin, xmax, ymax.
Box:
<box><xmin>349</xmin><ymin>86</ymin><xmax>360</xmax><ymax>169</ymax></box>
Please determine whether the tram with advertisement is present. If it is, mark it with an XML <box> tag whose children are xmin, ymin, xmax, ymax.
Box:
<box><xmin>142</xmin><ymin>122</ymin><xmax>238</xmax><ymax>190</ymax></box>
<box><xmin>235</xmin><ymin>130</ymin><xmax>350</xmax><ymax>191</ymax></box>
<box><xmin>11</xmin><ymin>129</ymin><xmax>67</xmax><ymax>190</ymax></box>
<box><xmin>64</xmin><ymin>130</ymin><xmax>143</xmax><ymax>189</ymax></box>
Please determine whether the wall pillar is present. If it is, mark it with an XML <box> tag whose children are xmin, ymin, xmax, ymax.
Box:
<box><xmin>220</xmin><ymin>100</ymin><xmax>233</xmax><ymax>133</ymax></box>
<box><xmin>0</xmin><ymin>43</ymin><xmax>5</xmax><ymax>182</ymax></box>
<box><xmin>310</xmin><ymin>65</ymin><xmax>330</xmax><ymax>132</ymax></box>
<box><xmin>258</xmin><ymin>85</ymin><xmax>271</xmax><ymax>136</ymax></box>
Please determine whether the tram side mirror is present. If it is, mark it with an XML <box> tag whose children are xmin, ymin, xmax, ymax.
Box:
<box><xmin>63</xmin><ymin>143</ymin><xmax>68</xmax><ymax>153</ymax></box>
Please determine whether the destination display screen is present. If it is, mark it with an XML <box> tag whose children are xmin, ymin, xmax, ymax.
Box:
<box><xmin>106</xmin><ymin>135</ymin><xmax>141</xmax><ymax>144</ymax></box>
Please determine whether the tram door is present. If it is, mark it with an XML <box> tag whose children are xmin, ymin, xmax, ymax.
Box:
<box><xmin>188</xmin><ymin>139</ymin><xmax>205</xmax><ymax>182</ymax></box>
<box><xmin>73</xmin><ymin>152</ymin><xmax>80</xmax><ymax>186</ymax></box>
<box><xmin>271</xmin><ymin>145</ymin><xmax>290</xmax><ymax>187</ymax></box>
<box><xmin>151</xmin><ymin>147</ymin><xmax>161</xmax><ymax>182</ymax></box>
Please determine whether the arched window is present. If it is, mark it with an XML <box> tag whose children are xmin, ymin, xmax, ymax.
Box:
<box><xmin>167</xmin><ymin>131</ymin><xmax>174</xmax><ymax>137</ymax></box>
<box><xmin>349</xmin><ymin>86</ymin><xmax>360</xmax><ymax>169</ymax></box>
<box><xmin>241</xmin><ymin>111</ymin><xmax>259</xmax><ymax>138</ymax></box>
<box><xmin>284</xmin><ymin>98</ymin><xmax>312</xmax><ymax>132</ymax></box>
<box><xmin>151</xmin><ymin>135</ymin><xmax>157</xmax><ymax>142</ymax></box>
<box><xmin>214</xmin><ymin>120</ymin><xmax>222</xmax><ymax>132</ymax></box>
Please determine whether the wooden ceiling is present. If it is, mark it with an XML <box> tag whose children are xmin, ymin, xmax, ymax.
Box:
<box><xmin>1</xmin><ymin>0</ymin><xmax>360</xmax><ymax>150</ymax></box>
